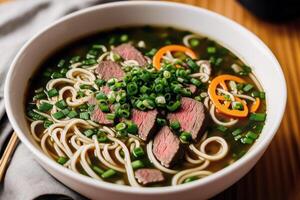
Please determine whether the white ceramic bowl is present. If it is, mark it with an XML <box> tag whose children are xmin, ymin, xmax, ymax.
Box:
<box><xmin>4</xmin><ymin>1</ymin><xmax>286</xmax><ymax>200</ymax></box>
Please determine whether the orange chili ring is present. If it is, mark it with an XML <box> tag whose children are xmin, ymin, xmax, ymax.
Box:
<box><xmin>208</xmin><ymin>74</ymin><xmax>260</xmax><ymax>118</ymax></box>
<box><xmin>153</xmin><ymin>45</ymin><xmax>197</xmax><ymax>70</ymax></box>
<box><xmin>250</xmin><ymin>98</ymin><xmax>260</xmax><ymax>113</ymax></box>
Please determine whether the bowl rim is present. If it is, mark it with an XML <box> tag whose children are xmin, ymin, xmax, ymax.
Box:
<box><xmin>4</xmin><ymin>0</ymin><xmax>287</xmax><ymax>194</ymax></box>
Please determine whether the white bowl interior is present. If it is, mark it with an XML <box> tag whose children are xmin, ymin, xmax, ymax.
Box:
<box><xmin>5</xmin><ymin>2</ymin><xmax>286</xmax><ymax>200</ymax></box>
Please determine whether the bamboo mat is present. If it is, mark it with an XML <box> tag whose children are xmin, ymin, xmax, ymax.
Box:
<box><xmin>166</xmin><ymin>0</ymin><xmax>300</xmax><ymax>199</ymax></box>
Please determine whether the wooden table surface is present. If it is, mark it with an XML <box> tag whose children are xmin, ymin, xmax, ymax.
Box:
<box><xmin>166</xmin><ymin>0</ymin><xmax>300</xmax><ymax>199</ymax></box>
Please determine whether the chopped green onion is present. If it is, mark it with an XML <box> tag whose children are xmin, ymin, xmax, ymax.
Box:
<box><xmin>101</xmin><ymin>169</ymin><xmax>116</xmax><ymax>179</ymax></box>
<box><xmin>55</xmin><ymin>100</ymin><xmax>67</xmax><ymax>109</ymax></box>
<box><xmin>61</xmin><ymin>108</ymin><xmax>70</xmax><ymax>116</ymax></box>
<box><xmin>57</xmin><ymin>59</ymin><xmax>65</xmax><ymax>68</ymax></box>
<box><xmin>217</xmin><ymin>125</ymin><xmax>228</xmax><ymax>132</ymax></box>
<box><xmin>145</xmin><ymin>48</ymin><xmax>157</xmax><ymax>57</ymax></box>
<box><xmin>155</xmin><ymin>96</ymin><xmax>166</xmax><ymax>105</ymax></box>
<box><xmin>96</xmin><ymin>92</ymin><xmax>107</xmax><ymax>100</ymax></box>
<box><xmin>189</xmin><ymin>39</ymin><xmax>199</xmax><ymax>47</ymax></box>
<box><xmin>57</xmin><ymin>156</ymin><xmax>68</xmax><ymax>165</ymax></box>
<box><xmin>52</xmin><ymin>111</ymin><xmax>65</xmax><ymax>120</ymax></box>
<box><xmin>186</xmin><ymin>58</ymin><xmax>199</xmax><ymax>72</ymax></box>
<box><xmin>180</xmin><ymin>131</ymin><xmax>192</xmax><ymax>143</ymax></box>
<box><xmin>27</xmin><ymin>111</ymin><xmax>45</xmax><ymax>120</ymax></box>
<box><xmin>99</xmin><ymin>103</ymin><xmax>110</xmax><ymax>113</ymax></box>
<box><xmin>132</xmin><ymin>147</ymin><xmax>145</xmax><ymax>158</ymax></box>
<box><xmin>92</xmin><ymin>165</ymin><xmax>104</xmax><ymax>175</ymax></box>
<box><xmin>243</xmin><ymin>84</ymin><xmax>254</xmax><ymax>92</ymax></box>
<box><xmin>67</xmin><ymin>110</ymin><xmax>78</xmax><ymax>118</ymax></box>
<box><xmin>250</xmin><ymin>113</ymin><xmax>266</xmax><ymax>122</ymax></box>
<box><xmin>190</xmin><ymin>78</ymin><xmax>201</xmax><ymax>87</ymax></box>
<box><xmin>167</xmin><ymin>100</ymin><xmax>181</xmax><ymax>112</ymax></box>
<box><xmin>246</xmin><ymin>131</ymin><xmax>258</xmax><ymax>140</ymax></box>
<box><xmin>79</xmin><ymin>112</ymin><xmax>90</xmax><ymax>120</ymax></box>
<box><xmin>34</xmin><ymin>92</ymin><xmax>47</xmax><ymax>100</ymax></box>
<box><xmin>163</xmin><ymin>71</ymin><xmax>171</xmax><ymax>79</ymax></box>
<box><xmin>38</xmin><ymin>102</ymin><xmax>53</xmax><ymax>112</ymax></box>
<box><xmin>140</xmin><ymin>86</ymin><xmax>150</xmax><ymax>94</ymax></box>
<box><xmin>240</xmin><ymin>137</ymin><xmax>254</xmax><ymax>144</ymax></box>
<box><xmin>157</xmin><ymin>118</ymin><xmax>167</xmax><ymax>126</ymax></box>
<box><xmin>116</xmin><ymin>122</ymin><xmax>126</xmax><ymax>131</ymax></box>
<box><xmin>207</xmin><ymin>47</ymin><xmax>216</xmax><ymax>54</ymax></box>
<box><xmin>126</xmin><ymin>121</ymin><xmax>138</xmax><ymax>134</ymax></box>
<box><xmin>47</xmin><ymin>88</ymin><xmax>59</xmax><ymax>97</ymax></box>
<box><xmin>232</xmin><ymin>101</ymin><xmax>244</xmax><ymax>110</ymax></box>
<box><xmin>183</xmin><ymin>176</ymin><xmax>198</xmax><ymax>183</ymax></box>
<box><xmin>131</xmin><ymin>160</ymin><xmax>144</xmax><ymax>170</ymax></box>
<box><xmin>84</xmin><ymin>129</ymin><xmax>94</xmax><ymax>137</ymax></box>
<box><xmin>120</xmin><ymin>34</ymin><xmax>129</xmax><ymax>42</ymax></box>
<box><xmin>170</xmin><ymin>121</ymin><xmax>181</xmax><ymax>130</ymax></box>
<box><xmin>260</xmin><ymin>92</ymin><xmax>265</xmax><ymax>99</ymax></box>
<box><xmin>127</xmin><ymin>82</ymin><xmax>138</xmax><ymax>95</ymax></box>
<box><xmin>69</xmin><ymin>56</ymin><xmax>81</xmax><ymax>64</ymax></box>
<box><xmin>106</xmin><ymin>113</ymin><xmax>116</xmax><ymax>121</ymax></box>
<box><xmin>232</xmin><ymin>129</ymin><xmax>242</xmax><ymax>136</ymax></box>
<box><xmin>95</xmin><ymin>79</ymin><xmax>105</xmax><ymax>87</ymax></box>
<box><xmin>43</xmin><ymin>120</ymin><xmax>53</xmax><ymax>128</ymax></box>
<box><xmin>51</xmin><ymin>72</ymin><xmax>63</xmax><ymax>79</ymax></box>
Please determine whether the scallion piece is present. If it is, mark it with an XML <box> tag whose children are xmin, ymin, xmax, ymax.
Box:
<box><xmin>240</xmin><ymin>137</ymin><xmax>254</xmax><ymax>144</ymax></box>
<box><xmin>170</xmin><ymin>121</ymin><xmax>181</xmax><ymax>130</ymax></box>
<box><xmin>157</xmin><ymin>118</ymin><xmax>167</xmax><ymax>126</ymax></box>
<box><xmin>127</xmin><ymin>82</ymin><xmax>138</xmax><ymax>95</ymax></box>
<box><xmin>166</xmin><ymin>100</ymin><xmax>181</xmax><ymax>112</ymax></box>
<box><xmin>120</xmin><ymin>34</ymin><xmax>128</xmax><ymax>42</ymax></box>
<box><xmin>132</xmin><ymin>147</ymin><xmax>144</xmax><ymax>158</ymax></box>
<box><xmin>232</xmin><ymin>129</ymin><xmax>242</xmax><ymax>136</ymax></box>
<box><xmin>52</xmin><ymin>111</ymin><xmax>65</xmax><ymax>120</ymax></box>
<box><xmin>84</xmin><ymin>129</ymin><xmax>94</xmax><ymax>137</ymax></box>
<box><xmin>79</xmin><ymin>112</ymin><xmax>90</xmax><ymax>120</ymax></box>
<box><xmin>217</xmin><ymin>125</ymin><xmax>228</xmax><ymax>132</ymax></box>
<box><xmin>55</xmin><ymin>100</ymin><xmax>67</xmax><ymax>109</ymax></box>
<box><xmin>116</xmin><ymin>122</ymin><xmax>126</xmax><ymax>131</ymax></box>
<box><xmin>180</xmin><ymin>131</ymin><xmax>192</xmax><ymax>143</ymax></box>
<box><xmin>250</xmin><ymin>113</ymin><xmax>266</xmax><ymax>122</ymax></box>
<box><xmin>99</xmin><ymin>103</ymin><xmax>110</xmax><ymax>113</ymax></box>
<box><xmin>57</xmin><ymin>59</ymin><xmax>65</xmax><ymax>68</ymax></box>
<box><xmin>57</xmin><ymin>156</ymin><xmax>68</xmax><ymax>165</ymax></box>
<box><xmin>92</xmin><ymin>165</ymin><xmax>104</xmax><ymax>175</ymax></box>
<box><xmin>101</xmin><ymin>169</ymin><xmax>116</xmax><ymax>179</ymax></box>
<box><xmin>183</xmin><ymin>176</ymin><xmax>198</xmax><ymax>183</ymax></box>
<box><xmin>126</xmin><ymin>121</ymin><xmax>138</xmax><ymax>134</ymax></box>
<box><xmin>190</xmin><ymin>78</ymin><xmax>201</xmax><ymax>87</ymax></box>
<box><xmin>43</xmin><ymin>120</ymin><xmax>53</xmax><ymax>128</ymax></box>
<box><xmin>243</xmin><ymin>84</ymin><xmax>254</xmax><ymax>92</ymax></box>
<box><xmin>131</xmin><ymin>160</ymin><xmax>144</xmax><ymax>170</ymax></box>
<box><xmin>106</xmin><ymin>113</ymin><xmax>116</xmax><ymax>121</ymax></box>
<box><xmin>96</xmin><ymin>92</ymin><xmax>107</xmax><ymax>100</ymax></box>
<box><xmin>246</xmin><ymin>131</ymin><xmax>258</xmax><ymax>140</ymax></box>
<box><xmin>67</xmin><ymin>110</ymin><xmax>78</xmax><ymax>118</ymax></box>
<box><xmin>190</xmin><ymin>39</ymin><xmax>199</xmax><ymax>47</ymax></box>
<box><xmin>47</xmin><ymin>88</ymin><xmax>59</xmax><ymax>97</ymax></box>
<box><xmin>38</xmin><ymin>102</ymin><xmax>53</xmax><ymax>112</ymax></box>
<box><xmin>207</xmin><ymin>47</ymin><xmax>216</xmax><ymax>54</ymax></box>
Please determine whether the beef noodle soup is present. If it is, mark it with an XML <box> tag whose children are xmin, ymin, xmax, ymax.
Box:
<box><xmin>25</xmin><ymin>27</ymin><xmax>266</xmax><ymax>187</ymax></box>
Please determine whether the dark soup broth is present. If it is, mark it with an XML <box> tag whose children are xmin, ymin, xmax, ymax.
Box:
<box><xmin>26</xmin><ymin>26</ymin><xmax>266</xmax><ymax>187</ymax></box>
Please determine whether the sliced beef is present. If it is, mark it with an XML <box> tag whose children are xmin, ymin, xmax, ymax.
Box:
<box><xmin>135</xmin><ymin>168</ymin><xmax>164</xmax><ymax>185</ymax></box>
<box><xmin>131</xmin><ymin>109</ymin><xmax>158</xmax><ymax>141</ymax></box>
<box><xmin>95</xmin><ymin>60</ymin><xmax>125</xmax><ymax>81</ymax></box>
<box><xmin>167</xmin><ymin>97</ymin><xmax>209</xmax><ymax>142</ymax></box>
<box><xmin>88</xmin><ymin>89</ymin><xmax>113</xmax><ymax>125</ymax></box>
<box><xmin>152</xmin><ymin>126</ymin><xmax>184</xmax><ymax>168</ymax></box>
<box><xmin>113</xmin><ymin>43</ymin><xmax>147</xmax><ymax>66</ymax></box>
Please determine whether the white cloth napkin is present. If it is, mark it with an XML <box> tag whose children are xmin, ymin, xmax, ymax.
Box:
<box><xmin>0</xmin><ymin>0</ymin><xmax>120</xmax><ymax>199</ymax></box>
